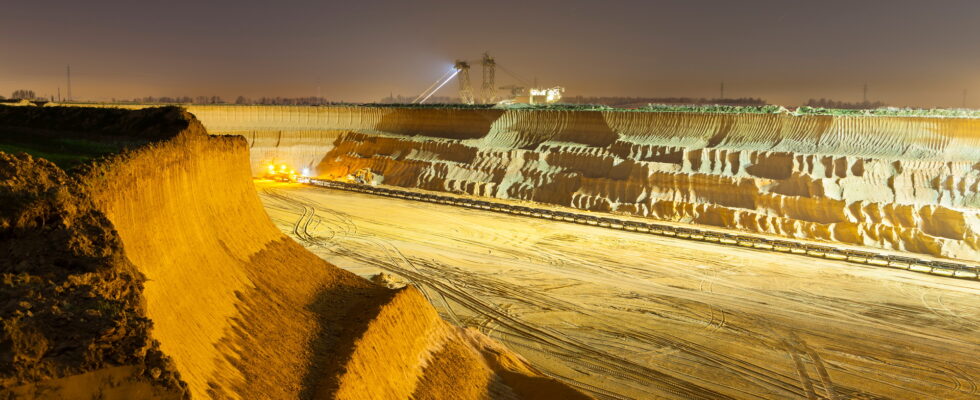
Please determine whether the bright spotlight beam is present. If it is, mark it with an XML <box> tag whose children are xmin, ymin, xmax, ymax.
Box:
<box><xmin>412</xmin><ymin>68</ymin><xmax>455</xmax><ymax>103</ymax></box>
<box><xmin>419</xmin><ymin>69</ymin><xmax>459</xmax><ymax>104</ymax></box>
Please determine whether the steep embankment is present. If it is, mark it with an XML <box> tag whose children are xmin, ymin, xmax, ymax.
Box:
<box><xmin>187</xmin><ymin>105</ymin><xmax>980</xmax><ymax>262</ymax></box>
<box><xmin>1</xmin><ymin>105</ymin><xmax>586</xmax><ymax>399</ymax></box>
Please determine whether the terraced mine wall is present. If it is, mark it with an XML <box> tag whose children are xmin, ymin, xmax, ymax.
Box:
<box><xmin>185</xmin><ymin>105</ymin><xmax>980</xmax><ymax>262</ymax></box>
<box><xmin>1</xmin><ymin>106</ymin><xmax>585</xmax><ymax>399</ymax></box>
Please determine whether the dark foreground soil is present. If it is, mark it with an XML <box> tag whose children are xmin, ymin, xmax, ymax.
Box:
<box><xmin>0</xmin><ymin>146</ymin><xmax>184</xmax><ymax>396</ymax></box>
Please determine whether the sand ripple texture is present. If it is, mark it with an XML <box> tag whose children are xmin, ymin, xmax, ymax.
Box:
<box><xmin>187</xmin><ymin>105</ymin><xmax>980</xmax><ymax>262</ymax></box>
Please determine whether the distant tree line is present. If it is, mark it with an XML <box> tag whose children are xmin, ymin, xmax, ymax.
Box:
<box><xmin>18</xmin><ymin>92</ymin><xmax>887</xmax><ymax>109</ymax></box>
<box><xmin>126</xmin><ymin>96</ymin><xmax>343</xmax><ymax>105</ymax></box>
<box><xmin>804</xmin><ymin>98</ymin><xmax>886</xmax><ymax>109</ymax></box>
<box><xmin>240</xmin><ymin>96</ymin><xmax>333</xmax><ymax>105</ymax></box>
<box><xmin>563</xmin><ymin>96</ymin><xmax>768</xmax><ymax>108</ymax></box>
<box><xmin>129</xmin><ymin>96</ymin><xmax>223</xmax><ymax>104</ymax></box>
<box><xmin>10</xmin><ymin>90</ymin><xmax>37</xmax><ymax>100</ymax></box>
<box><xmin>379</xmin><ymin>94</ymin><xmax>461</xmax><ymax>104</ymax></box>
<box><xmin>106</xmin><ymin>92</ymin><xmax>774</xmax><ymax>107</ymax></box>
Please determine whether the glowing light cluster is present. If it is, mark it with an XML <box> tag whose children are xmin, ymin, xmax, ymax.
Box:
<box><xmin>529</xmin><ymin>87</ymin><xmax>564</xmax><ymax>104</ymax></box>
<box><xmin>261</xmin><ymin>161</ymin><xmax>299</xmax><ymax>182</ymax></box>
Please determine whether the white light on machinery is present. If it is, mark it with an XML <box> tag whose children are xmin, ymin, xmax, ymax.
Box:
<box><xmin>529</xmin><ymin>87</ymin><xmax>564</xmax><ymax>104</ymax></box>
<box><xmin>546</xmin><ymin>87</ymin><xmax>563</xmax><ymax>103</ymax></box>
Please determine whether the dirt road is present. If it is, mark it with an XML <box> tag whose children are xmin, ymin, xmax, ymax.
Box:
<box><xmin>257</xmin><ymin>181</ymin><xmax>980</xmax><ymax>400</ymax></box>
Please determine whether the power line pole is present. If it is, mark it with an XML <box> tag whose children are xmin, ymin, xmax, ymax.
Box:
<box><xmin>66</xmin><ymin>65</ymin><xmax>72</xmax><ymax>102</ymax></box>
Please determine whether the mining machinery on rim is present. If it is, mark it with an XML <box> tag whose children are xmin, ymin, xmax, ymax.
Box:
<box><xmin>481</xmin><ymin>53</ymin><xmax>497</xmax><ymax>103</ymax></box>
<box><xmin>454</xmin><ymin>60</ymin><xmax>475</xmax><ymax>104</ymax></box>
<box><xmin>413</xmin><ymin>53</ymin><xmax>563</xmax><ymax>105</ymax></box>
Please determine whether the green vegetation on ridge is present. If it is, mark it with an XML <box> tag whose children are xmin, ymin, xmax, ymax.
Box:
<box><xmin>235</xmin><ymin>102</ymin><xmax>980</xmax><ymax>118</ymax></box>
<box><xmin>0</xmin><ymin>132</ymin><xmax>134</xmax><ymax>168</ymax></box>
<box><xmin>0</xmin><ymin>105</ymin><xmax>191</xmax><ymax>169</ymax></box>
<box><xmin>43</xmin><ymin>101</ymin><xmax>980</xmax><ymax>119</ymax></box>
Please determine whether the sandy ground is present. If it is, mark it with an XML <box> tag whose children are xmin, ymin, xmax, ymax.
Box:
<box><xmin>257</xmin><ymin>181</ymin><xmax>980</xmax><ymax>400</ymax></box>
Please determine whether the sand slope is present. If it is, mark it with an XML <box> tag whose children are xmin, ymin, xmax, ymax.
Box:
<box><xmin>187</xmin><ymin>105</ymin><xmax>980</xmax><ymax>262</ymax></box>
<box><xmin>1</xmin><ymin>105</ymin><xmax>585</xmax><ymax>399</ymax></box>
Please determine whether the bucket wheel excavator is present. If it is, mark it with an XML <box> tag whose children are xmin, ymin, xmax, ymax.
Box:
<box><xmin>412</xmin><ymin>52</ymin><xmax>562</xmax><ymax>105</ymax></box>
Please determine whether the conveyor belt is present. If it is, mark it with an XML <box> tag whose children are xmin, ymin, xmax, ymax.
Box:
<box><xmin>303</xmin><ymin>179</ymin><xmax>980</xmax><ymax>280</ymax></box>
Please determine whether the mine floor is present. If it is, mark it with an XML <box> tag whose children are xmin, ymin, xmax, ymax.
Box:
<box><xmin>300</xmin><ymin>179</ymin><xmax>979</xmax><ymax>278</ymax></box>
<box><xmin>257</xmin><ymin>181</ymin><xmax>980</xmax><ymax>400</ymax></box>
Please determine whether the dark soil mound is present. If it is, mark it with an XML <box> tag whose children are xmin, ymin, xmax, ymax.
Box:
<box><xmin>0</xmin><ymin>106</ymin><xmax>193</xmax><ymax>142</ymax></box>
<box><xmin>0</xmin><ymin>152</ymin><xmax>183</xmax><ymax>395</ymax></box>
<box><xmin>0</xmin><ymin>106</ymin><xmax>199</xmax><ymax>169</ymax></box>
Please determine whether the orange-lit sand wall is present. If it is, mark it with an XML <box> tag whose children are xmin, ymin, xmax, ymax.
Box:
<box><xmin>72</xmin><ymin>108</ymin><xmax>584</xmax><ymax>399</ymax></box>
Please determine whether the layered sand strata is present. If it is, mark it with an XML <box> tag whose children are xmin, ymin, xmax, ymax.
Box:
<box><xmin>184</xmin><ymin>105</ymin><xmax>980</xmax><ymax>262</ymax></box>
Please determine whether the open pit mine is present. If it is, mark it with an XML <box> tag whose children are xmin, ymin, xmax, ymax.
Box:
<box><xmin>188</xmin><ymin>105</ymin><xmax>980</xmax><ymax>262</ymax></box>
<box><xmin>2</xmin><ymin>103</ymin><xmax>979</xmax><ymax>400</ymax></box>
<box><xmin>0</xmin><ymin>106</ymin><xmax>588</xmax><ymax>399</ymax></box>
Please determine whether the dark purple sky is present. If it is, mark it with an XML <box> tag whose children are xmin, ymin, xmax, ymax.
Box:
<box><xmin>2</xmin><ymin>0</ymin><xmax>979</xmax><ymax>107</ymax></box>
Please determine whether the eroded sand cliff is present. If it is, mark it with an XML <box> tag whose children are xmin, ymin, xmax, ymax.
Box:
<box><xmin>187</xmin><ymin>105</ymin><xmax>980</xmax><ymax>262</ymax></box>
<box><xmin>1</xmin><ymin>106</ymin><xmax>585</xmax><ymax>399</ymax></box>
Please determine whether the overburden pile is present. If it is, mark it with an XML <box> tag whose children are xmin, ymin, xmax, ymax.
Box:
<box><xmin>190</xmin><ymin>105</ymin><xmax>980</xmax><ymax>262</ymax></box>
<box><xmin>0</xmin><ymin>105</ymin><xmax>587</xmax><ymax>399</ymax></box>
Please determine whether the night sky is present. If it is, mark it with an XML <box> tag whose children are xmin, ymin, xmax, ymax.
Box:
<box><xmin>3</xmin><ymin>0</ymin><xmax>979</xmax><ymax>107</ymax></box>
